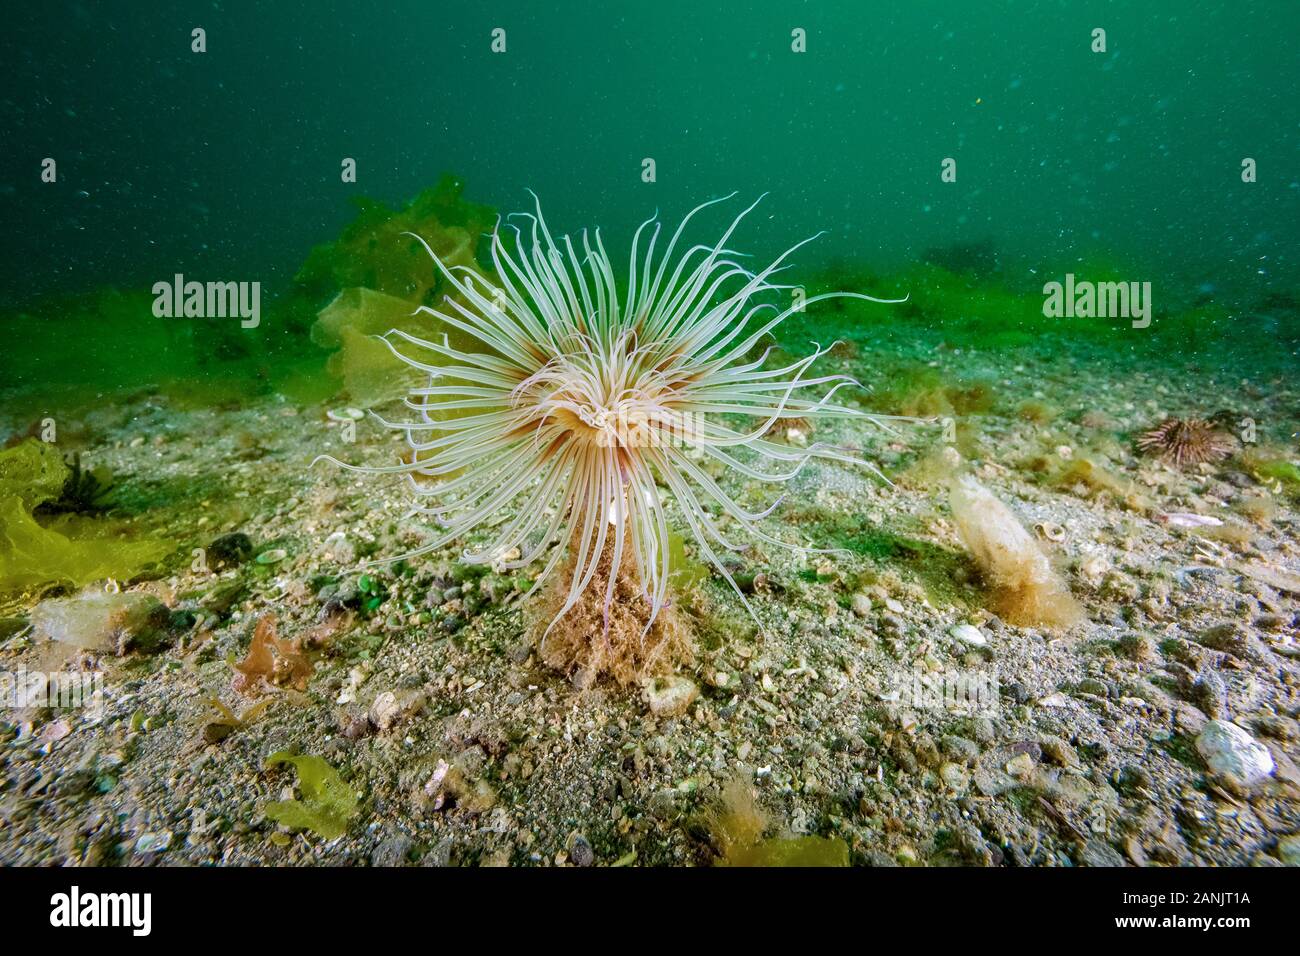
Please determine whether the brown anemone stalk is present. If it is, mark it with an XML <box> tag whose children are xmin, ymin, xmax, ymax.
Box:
<box><xmin>320</xmin><ymin>194</ymin><xmax>903</xmax><ymax>674</ymax></box>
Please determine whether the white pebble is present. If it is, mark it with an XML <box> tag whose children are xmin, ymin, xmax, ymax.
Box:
<box><xmin>1196</xmin><ymin>720</ymin><xmax>1275</xmax><ymax>785</ymax></box>
<box><xmin>948</xmin><ymin>623</ymin><xmax>987</xmax><ymax>647</ymax></box>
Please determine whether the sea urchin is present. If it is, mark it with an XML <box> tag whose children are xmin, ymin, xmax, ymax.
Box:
<box><xmin>1137</xmin><ymin>417</ymin><xmax>1236</xmax><ymax>467</ymax></box>
<box><xmin>320</xmin><ymin>194</ymin><xmax>902</xmax><ymax>675</ymax></box>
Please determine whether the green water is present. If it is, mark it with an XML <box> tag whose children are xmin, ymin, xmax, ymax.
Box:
<box><xmin>1</xmin><ymin>0</ymin><xmax>1297</xmax><ymax>410</ymax></box>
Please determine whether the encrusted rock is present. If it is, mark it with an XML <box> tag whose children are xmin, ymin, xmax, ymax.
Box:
<box><xmin>939</xmin><ymin>762</ymin><xmax>970</xmax><ymax>792</ymax></box>
<box><xmin>1197</xmin><ymin>622</ymin><xmax>1251</xmax><ymax>658</ymax></box>
<box><xmin>1277</xmin><ymin>834</ymin><xmax>1300</xmax><ymax>866</ymax></box>
<box><xmin>206</xmin><ymin>532</ymin><xmax>253</xmax><ymax>569</ymax></box>
<box><xmin>321</xmin><ymin>531</ymin><xmax>357</xmax><ymax>566</ymax></box>
<box><xmin>644</xmin><ymin>675</ymin><xmax>698</xmax><ymax>717</ymax></box>
<box><xmin>371</xmin><ymin>834</ymin><xmax>414</xmax><ymax>867</ymax></box>
<box><xmin>569</xmin><ymin>833</ymin><xmax>595</xmax><ymax>867</ymax></box>
<box><xmin>1195</xmin><ymin>720</ymin><xmax>1275</xmax><ymax>786</ymax></box>
<box><xmin>1116</xmin><ymin>632</ymin><xmax>1156</xmax><ymax>662</ymax></box>
<box><xmin>368</xmin><ymin>689</ymin><xmax>426</xmax><ymax>731</ymax></box>
<box><xmin>32</xmin><ymin>590</ymin><xmax>168</xmax><ymax>654</ymax></box>
<box><xmin>851</xmin><ymin>593</ymin><xmax>872</xmax><ymax>618</ymax></box>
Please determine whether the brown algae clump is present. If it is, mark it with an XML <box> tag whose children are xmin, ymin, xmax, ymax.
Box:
<box><xmin>947</xmin><ymin>474</ymin><xmax>1082</xmax><ymax>628</ymax></box>
<box><xmin>1037</xmin><ymin>451</ymin><xmax>1149</xmax><ymax>513</ymax></box>
<box><xmin>532</xmin><ymin>540</ymin><xmax>692</xmax><ymax>687</ymax></box>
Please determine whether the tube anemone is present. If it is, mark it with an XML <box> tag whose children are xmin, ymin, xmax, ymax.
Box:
<box><xmin>319</xmin><ymin>193</ymin><xmax>904</xmax><ymax>636</ymax></box>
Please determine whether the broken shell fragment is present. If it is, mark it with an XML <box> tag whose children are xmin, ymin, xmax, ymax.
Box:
<box><xmin>327</xmin><ymin>407</ymin><xmax>365</xmax><ymax>422</ymax></box>
<box><xmin>1158</xmin><ymin>512</ymin><xmax>1224</xmax><ymax>529</ymax></box>
<box><xmin>1034</xmin><ymin>521</ymin><xmax>1066</xmax><ymax>542</ymax></box>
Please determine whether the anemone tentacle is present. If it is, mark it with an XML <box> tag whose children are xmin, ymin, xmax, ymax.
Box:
<box><xmin>317</xmin><ymin>195</ymin><xmax>904</xmax><ymax>631</ymax></box>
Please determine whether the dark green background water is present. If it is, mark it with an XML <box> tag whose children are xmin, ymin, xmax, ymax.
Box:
<box><xmin>1</xmin><ymin>1</ymin><xmax>1297</xmax><ymax>360</ymax></box>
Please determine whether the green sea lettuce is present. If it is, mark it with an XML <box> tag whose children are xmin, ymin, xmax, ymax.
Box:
<box><xmin>294</xmin><ymin>174</ymin><xmax>495</xmax><ymax>303</ymax></box>
<box><xmin>311</xmin><ymin>287</ymin><xmax>430</xmax><ymax>406</ymax></box>
<box><xmin>0</xmin><ymin>438</ymin><xmax>68</xmax><ymax>509</ymax></box>
<box><xmin>667</xmin><ymin>526</ymin><xmax>708</xmax><ymax>592</ymax></box>
<box><xmin>0</xmin><ymin>441</ymin><xmax>171</xmax><ymax>593</ymax></box>
<box><xmin>301</xmin><ymin>176</ymin><xmax>500</xmax><ymax>408</ymax></box>
<box><xmin>263</xmin><ymin>751</ymin><xmax>360</xmax><ymax>840</ymax></box>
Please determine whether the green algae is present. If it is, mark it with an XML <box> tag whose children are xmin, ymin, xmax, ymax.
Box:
<box><xmin>263</xmin><ymin>751</ymin><xmax>360</xmax><ymax>841</ymax></box>
<box><xmin>789</xmin><ymin>255</ymin><xmax>1295</xmax><ymax>378</ymax></box>
<box><xmin>295</xmin><ymin>175</ymin><xmax>496</xmax><ymax>304</ymax></box>
<box><xmin>0</xmin><ymin>288</ymin><xmax>328</xmax><ymax>415</ymax></box>
<box><xmin>312</xmin><ymin>287</ymin><xmax>426</xmax><ymax>406</ymax></box>
<box><xmin>5</xmin><ymin>190</ymin><xmax>1295</xmax><ymax>437</ymax></box>
<box><xmin>786</xmin><ymin>503</ymin><xmax>972</xmax><ymax>607</ymax></box>
<box><xmin>1247</xmin><ymin>455</ymin><xmax>1300</xmax><ymax>494</ymax></box>
<box><xmin>667</xmin><ymin>527</ymin><xmax>709</xmax><ymax>592</ymax></box>
<box><xmin>0</xmin><ymin>438</ymin><xmax>67</xmax><ymax>510</ymax></box>
<box><xmin>0</xmin><ymin>176</ymin><xmax>498</xmax><ymax>418</ymax></box>
<box><xmin>863</xmin><ymin>363</ymin><xmax>997</xmax><ymax>419</ymax></box>
<box><xmin>0</xmin><ymin>441</ymin><xmax>171</xmax><ymax>593</ymax></box>
<box><xmin>299</xmin><ymin>177</ymin><xmax>508</xmax><ymax>425</ymax></box>
<box><xmin>705</xmin><ymin>776</ymin><xmax>849</xmax><ymax>867</ymax></box>
<box><xmin>720</xmin><ymin>834</ymin><xmax>850</xmax><ymax>867</ymax></box>
<box><xmin>299</xmin><ymin>176</ymin><xmax>500</xmax><ymax>408</ymax></box>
